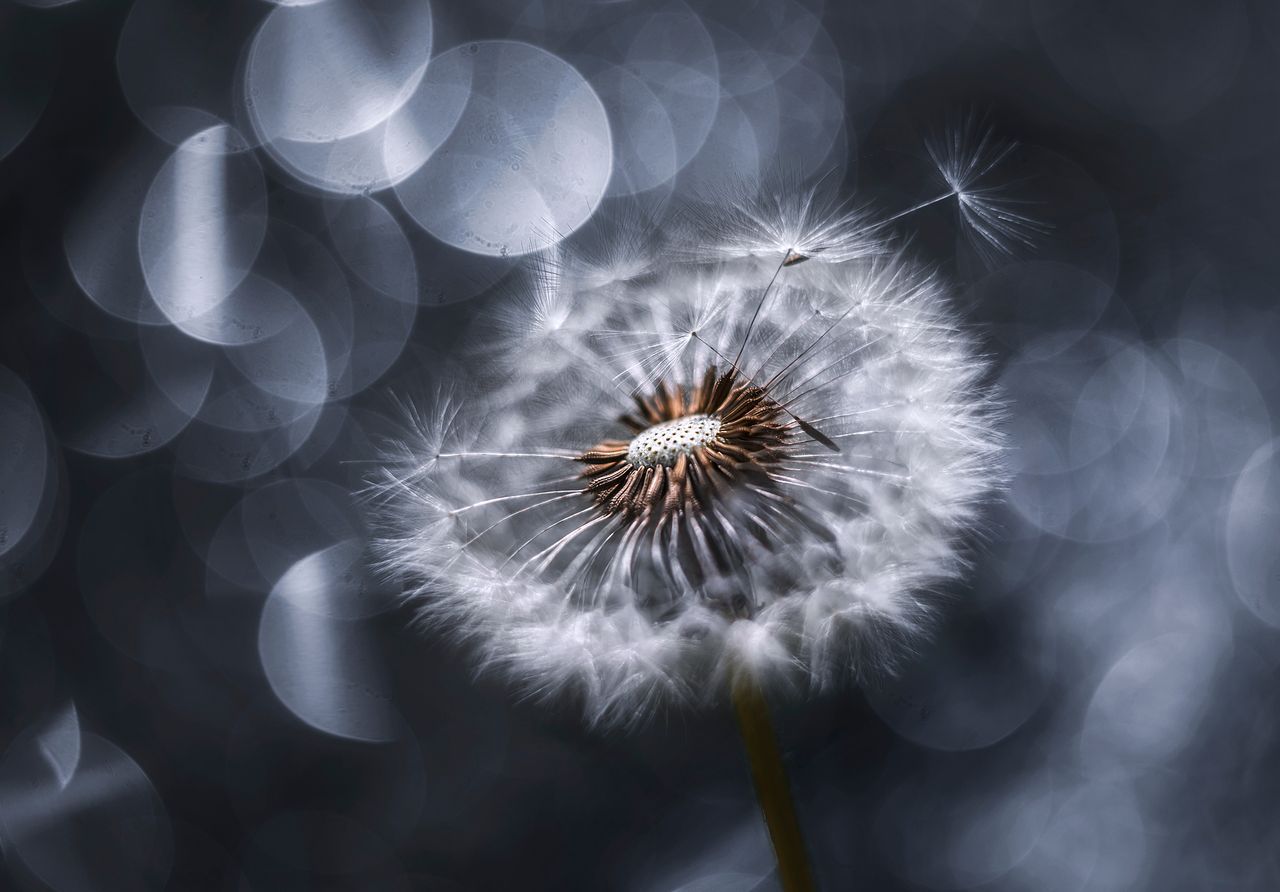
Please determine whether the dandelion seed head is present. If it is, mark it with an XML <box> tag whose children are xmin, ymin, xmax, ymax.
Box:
<box><xmin>372</xmin><ymin>175</ymin><xmax>1009</xmax><ymax>727</ymax></box>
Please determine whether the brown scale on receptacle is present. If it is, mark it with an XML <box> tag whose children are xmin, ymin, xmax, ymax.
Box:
<box><xmin>575</xmin><ymin>365</ymin><xmax>799</xmax><ymax>558</ymax></box>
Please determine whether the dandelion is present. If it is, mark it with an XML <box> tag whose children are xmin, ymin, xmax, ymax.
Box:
<box><xmin>372</xmin><ymin>153</ymin><xmax>1012</xmax><ymax>889</ymax></box>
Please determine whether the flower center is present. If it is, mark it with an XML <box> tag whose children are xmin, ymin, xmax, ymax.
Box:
<box><xmin>626</xmin><ymin>414</ymin><xmax>722</xmax><ymax>467</ymax></box>
<box><xmin>576</xmin><ymin>367</ymin><xmax>792</xmax><ymax>522</ymax></box>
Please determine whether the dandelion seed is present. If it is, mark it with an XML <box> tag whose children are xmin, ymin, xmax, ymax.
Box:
<box><xmin>924</xmin><ymin>111</ymin><xmax>1052</xmax><ymax>265</ymax></box>
<box><xmin>675</xmin><ymin>171</ymin><xmax>887</xmax><ymax>267</ymax></box>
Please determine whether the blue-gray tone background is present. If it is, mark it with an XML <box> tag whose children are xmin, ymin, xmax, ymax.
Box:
<box><xmin>1</xmin><ymin>0</ymin><xmax>1277</xmax><ymax>889</ymax></box>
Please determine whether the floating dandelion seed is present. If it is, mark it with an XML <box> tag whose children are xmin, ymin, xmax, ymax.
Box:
<box><xmin>372</xmin><ymin>159</ymin><xmax>1013</xmax><ymax>890</ymax></box>
<box><xmin>924</xmin><ymin>113</ymin><xmax>1051</xmax><ymax>266</ymax></box>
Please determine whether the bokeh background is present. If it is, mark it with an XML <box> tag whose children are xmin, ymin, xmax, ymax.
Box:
<box><xmin>2</xmin><ymin>0</ymin><xmax>1279</xmax><ymax>889</ymax></box>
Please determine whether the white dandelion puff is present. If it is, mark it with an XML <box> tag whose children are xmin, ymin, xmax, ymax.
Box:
<box><xmin>370</xmin><ymin>207</ymin><xmax>1006</xmax><ymax>730</ymax></box>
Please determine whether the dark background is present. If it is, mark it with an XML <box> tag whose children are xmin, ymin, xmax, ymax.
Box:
<box><xmin>2</xmin><ymin>1</ymin><xmax>1278</xmax><ymax>890</ymax></box>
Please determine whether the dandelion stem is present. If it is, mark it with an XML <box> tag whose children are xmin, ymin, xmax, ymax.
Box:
<box><xmin>732</xmin><ymin>670</ymin><xmax>816</xmax><ymax>892</ymax></box>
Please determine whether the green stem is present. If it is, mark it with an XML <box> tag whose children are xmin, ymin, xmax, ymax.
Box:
<box><xmin>731</xmin><ymin>672</ymin><xmax>817</xmax><ymax>892</ymax></box>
